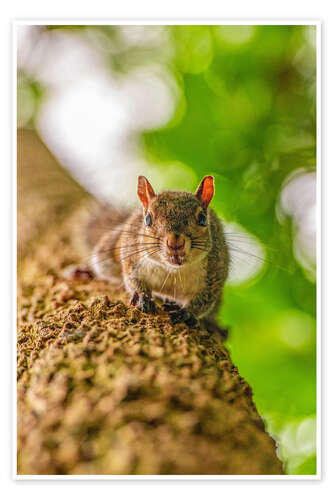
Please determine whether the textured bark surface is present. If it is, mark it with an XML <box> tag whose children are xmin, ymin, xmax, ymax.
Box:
<box><xmin>17</xmin><ymin>129</ymin><xmax>284</xmax><ymax>475</ymax></box>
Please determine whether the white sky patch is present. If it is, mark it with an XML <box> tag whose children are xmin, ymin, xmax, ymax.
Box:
<box><xmin>277</xmin><ymin>169</ymin><xmax>316</xmax><ymax>281</ymax></box>
<box><xmin>224</xmin><ymin>222</ymin><xmax>266</xmax><ymax>285</ymax></box>
<box><xmin>264</xmin><ymin>413</ymin><xmax>316</xmax><ymax>474</ymax></box>
<box><xmin>279</xmin><ymin>416</ymin><xmax>316</xmax><ymax>473</ymax></box>
<box><xmin>17</xmin><ymin>26</ymin><xmax>180</xmax><ymax>207</ymax></box>
<box><xmin>18</xmin><ymin>29</ymin><xmax>104</xmax><ymax>88</ymax></box>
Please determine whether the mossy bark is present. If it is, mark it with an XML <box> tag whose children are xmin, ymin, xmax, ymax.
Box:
<box><xmin>17</xmin><ymin>129</ymin><xmax>284</xmax><ymax>475</ymax></box>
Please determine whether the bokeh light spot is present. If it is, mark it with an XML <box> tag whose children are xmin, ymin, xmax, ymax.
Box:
<box><xmin>275</xmin><ymin>309</ymin><xmax>316</xmax><ymax>351</ymax></box>
<box><xmin>215</xmin><ymin>25</ymin><xmax>256</xmax><ymax>46</ymax></box>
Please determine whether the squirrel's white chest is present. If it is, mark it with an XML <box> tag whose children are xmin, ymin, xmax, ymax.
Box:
<box><xmin>137</xmin><ymin>259</ymin><xmax>207</xmax><ymax>307</ymax></box>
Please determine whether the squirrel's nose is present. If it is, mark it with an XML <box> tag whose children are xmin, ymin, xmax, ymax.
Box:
<box><xmin>166</xmin><ymin>233</ymin><xmax>185</xmax><ymax>251</ymax></box>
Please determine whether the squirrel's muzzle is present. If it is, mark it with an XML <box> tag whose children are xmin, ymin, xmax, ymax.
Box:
<box><xmin>164</xmin><ymin>232</ymin><xmax>189</xmax><ymax>267</ymax></box>
<box><xmin>166</xmin><ymin>233</ymin><xmax>185</xmax><ymax>252</ymax></box>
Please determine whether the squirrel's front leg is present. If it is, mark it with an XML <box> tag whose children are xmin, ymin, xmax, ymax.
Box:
<box><xmin>130</xmin><ymin>290</ymin><xmax>157</xmax><ymax>314</ymax></box>
<box><xmin>165</xmin><ymin>285</ymin><xmax>217</xmax><ymax>328</ymax></box>
<box><xmin>124</xmin><ymin>272</ymin><xmax>157</xmax><ymax>314</ymax></box>
<box><xmin>163</xmin><ymin>301</ymin><xmax>199</xmax><ymax>327</ymax></box>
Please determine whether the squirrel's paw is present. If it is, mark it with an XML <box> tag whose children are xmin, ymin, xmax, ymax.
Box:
<box><xmin>162</xmin><ymin>300</ymin><xmax>180</xmax><ymax>312</ymax></box>
<box><xmin>130</xmin><ymin>292</ymin><xmax>157</xmax><ymax>314</ymax></box>
<box><xmin>168</xmin><ymin>308</ymin><xmax>199</xmax><ymax>328</ymax></box>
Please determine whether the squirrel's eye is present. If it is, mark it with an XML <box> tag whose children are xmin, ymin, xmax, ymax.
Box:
<box><xmin>145</xmin><ymin>212</ymin><xmax>153</xmax><ymax>227</ymax></box>
<box><xmin>197</xmin><ymin>211</ymin><xmax>207</xmax><ymax>226</ymax></box>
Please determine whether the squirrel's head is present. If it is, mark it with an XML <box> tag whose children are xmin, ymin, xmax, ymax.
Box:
<box><xmin>137</xmin><ymin>175</ymin><xmax>215</xmax><ymax>269</ymax></box>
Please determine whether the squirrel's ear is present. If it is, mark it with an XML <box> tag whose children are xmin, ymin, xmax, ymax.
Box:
<box><xmin>137</xmin><ymin>176</ymin><xmax>156</xmax><ymax>210</ymax></box>
<box><xmin>195</xmin><ymin>175</ymin><xmax>214</xmax><ymax>209</ymax></box>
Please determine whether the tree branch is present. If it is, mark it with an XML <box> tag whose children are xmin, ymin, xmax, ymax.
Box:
<box><xmin>17</xmin><ymin>129</ymin><xmax>283</xmax><ymax>475</ymax></box>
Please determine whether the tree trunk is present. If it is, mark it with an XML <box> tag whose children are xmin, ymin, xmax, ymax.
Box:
<box><xmin>17</xmin><ymin>129</ymin><xmax>284</xmax><ymax>475</ymax></box>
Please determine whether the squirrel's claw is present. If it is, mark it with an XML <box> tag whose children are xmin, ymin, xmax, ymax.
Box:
<box><xmin>162</xmin><ymin>300</ymin><xmax>180</xmax><ymax>312</ymax></box>
<box><xmin>162</xmin><ymin>301</ymin><xmax>198</xmax><ymax>327</ymax></box>
<box><xmin>168</xmin><ymin>308</ymin><xmax>199</xmax><ymax>328</ymax></box>
<box><xmin>130</xmin><ymin>292</ymin><xmax>157</xmax><ymax>314</ymax></box>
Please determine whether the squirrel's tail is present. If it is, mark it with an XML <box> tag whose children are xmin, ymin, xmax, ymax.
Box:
<box><xmin>84</xmin><ymin>201</ymin><xmax>130</xmax><ymax>249</ymax></box>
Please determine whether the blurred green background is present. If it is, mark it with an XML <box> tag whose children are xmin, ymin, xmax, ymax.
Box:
<box><xmin>17</xmin><ymin>24</ymin><xmax>317</xmax><ymax>474</ymax></box>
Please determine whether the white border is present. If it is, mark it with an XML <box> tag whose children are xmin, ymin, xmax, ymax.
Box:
<box><xmin>13</xmin><ymin>20</ymin><xmax>321</xmax><ymax>481</ymax></box>
<box><xmin>316</xmin><ymin>20</ymin><xmax>322</xmax><ymax>482</ymax></box>
<box><xmin>15</xmin><ymin>20</ymin><xmax>320</xmax><ymax>25</ymax></box>
<box><xmin>13</xmin><ymin>18</ymin><xmax>18</xmax><ymax>485</ymax></box>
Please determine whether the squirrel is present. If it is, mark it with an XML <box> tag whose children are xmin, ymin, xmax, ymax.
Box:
<box><xmin>85</xmin><ymin>175</ymin><xmax>229</xmax><ymax>334</ymax></box>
